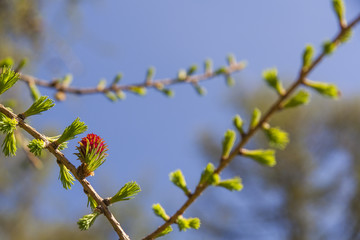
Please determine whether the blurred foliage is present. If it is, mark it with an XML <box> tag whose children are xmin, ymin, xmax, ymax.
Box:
<box><xmin>0</xmin><ymin>0</ymin><xmax>43</xmax><ymax>59</ymax></box>
<box><xmin>199</xmin><ymin>85</ymin><xmax>360</xmax><ymax>240</ymax></box>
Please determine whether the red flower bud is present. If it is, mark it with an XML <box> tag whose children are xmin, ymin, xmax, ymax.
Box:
<box><xmin>78</xmin><ymin>133</ymin><xmax>107</xmax><ymax>157</ymax></box>
<box><xmin>75</xmin><ymin>133</ymin><xmax>108</xmax><ymax>178</ymax></box>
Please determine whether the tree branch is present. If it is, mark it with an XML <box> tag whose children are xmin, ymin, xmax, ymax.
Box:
<box><xmin>18</xmin><ymin>61</ymin><xmax>246</xmax><ymax>97</ymax></box>
<box><xmin>0</xmin><ymin>104</ymin><xmax>131</xmax><ymax>240</ymax></box>
<box><xmin>142</xmin><ymin>13</ymin><xmax>360</xmax><ymax>240</ymax></box>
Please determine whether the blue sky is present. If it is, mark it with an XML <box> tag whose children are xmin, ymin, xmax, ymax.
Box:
<box><xmin>21</xmin><ymin>0</ymin><xmax>360</xmax><ymax>239</ymax></box>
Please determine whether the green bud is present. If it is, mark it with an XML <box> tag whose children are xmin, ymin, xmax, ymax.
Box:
<box><xmin>87</xmin><ymin>195</ymin><xmax>98</xmax><ymax>210</ymax></box>
<box><xmin>199</xmin><ymin>163</ymin><xmax>215</xmax><ymax>184</ymax></box>
<box><xmin>62</xmin><ymin>74</ymin><xmax>73</xmax><ymax>87</ymax></box>
<box><xmin>28</xmin><ymin>139</ymin><xmax>45</xmax><ymax>156</ymax></box>
<box><xmin>187</xmin><ymin>64</ymin><xmax>198</xmax><ymax>75</ymax></box>
<box><xmin>241</xmin><ymin>149</ymin><xmax>276</xmax><ymax>167</ymax></box>
<box><xmin>116</xmin><ymin>90</ymin><xmax>126</xmax><ymax>100</ymax></box>
<box><xmin>77</xmin><ymin>212</ymin><xmax>100</xmax><ymax>231</ymax></box>
<box><xmin>113</xmin><ymin>73</ymin><xmax>123</xmax><ymax>85</ymax></box>
<box><xmin>0</xmin><ymin>67</ymin><xmax>20</xmax><ymax>95</ymax></box>
<box><xmin>339</xmin><ymin>28</ymin><xmax>352</xmax><ymax>43</ymax></box>
<box><xmin>0</xmin><ymin>116</ymin><xmax>17</xmax><ymax>134</ymax></box>
<box><xmin>2</xmin><ymin>131</ymin><xmax>17</xmax><ymax>157</ymax></box>
<box><xmin>227</xmin><ymin>54</ymin><xmax>236</xmax><ymax>66</ymax></box>
<box><xmin>263</xmin><ymin>126</ymin><xmax>289</xmax><ymax>149</ymax></box>
<box><xmin>105</xmin><ymin>91</ymin><xmax>118</xmax><ymax>102</ymax></box>
<box><xmin>302</xmin><ymin>44</ymin><xmax>315</xmax><ymax>70</ymax></box>
<box><xmin>152</xmin><ymin>203</ymin><xmax>169</xmax><ymax>221</ymax></box>
<box><xmin>226</xmin><ymin>75</ymin><xmax>235</xmax><ymax>87</ymax></box>
<box><xmin>15</xmin><ymin>58</ymin><xmax>28</xmax><ymax>72</ymax></box>
<box><xmin>56</xmin><ymin>117</ymin><xmax>87</xmax><ymax>144</ymax></box>
<box><xmin>156</xmin><ymin>226</ymin><xmax>173</xmax><ymax>238</ymax></box>
<box><xmin>97</xmin><ymin>79</ymin><xmax>107</xmax><ymax>90</ymax></box>
<box><xmin>146</xmin><ymin>67</ymin><xmax>155</xmax><ymax>83</ymax></box>
<box><xmin>212</xmin><ymin>173</ymin><xmax>221</xmax><ymax>185</ymax></box>
<box><xmin>262</xmin><ymin>68</ymin><xmax>285</xmax><ymax>95</ymax></box>
<box><xmin>214</xmin><ymin>66</ymin><xmax>227</xmax><ymax>75</ymax></box>
<box><xmin>178</xmin><ymin>69</ymin><xmax>187</xmax><ymax>81</ymax></box>
<box><xmin>169</xmin><ymin>169</ymin><xmax>189</xmax><ymax>195</ymax></box>
<box><xmin>110</xmin><ymin>181</ymin><xmax>141</xmax><ymax>204</ymax></box>
<box><xmin>204</xmin><ymin>59</ymin><xmax>213</xmax><ymax>74</ymax></box>
<box><xmin>222</xmin><ymin>129</ymin><xmax>236</xmax><ymax>158</ymax></box>
<box><xmin>199</xmin><ymin>163</ymin><xmax>220</xmax><ymax>185</ymax></box>
<box><xmin>282</xmin><ymin>90</ymin><xmax>310</xmax><ymax>108</ymax></box>
<box><xmin>188</xmin><ymin>218</ymin><xmax>201</xmax><ymax>229</ymax></box>
<box><xmin>22</xmin><ymin>96</ymin><xmax>55</xmax><ymax>118</ymax></box>
<box><xmin>332</xmin><ymin>0</ymin><xmax>345</xmax><ymax>23</ymax></box>
<box><xmin>28</xmin><ymin>81</ymin><xmax>41</xmax><ymax>101</ymax></box>
<box><xmin>250</xmin><ymin>108</ymin><xmax>261</xmax><ymax>129</ymax></box>
<box><xmin>217</xmin><ymin>176</ymin><xmax>243</xmax><ymax>191</ymax></box>
<box><xmin>0</xmin><ymin>57</ymin><xmax>14</xmax><ymax>68</ymax></box>
<box><xmin>58</xmin><ymin>163</ymin><xmax>75</xmax><ymax>190</ymax></box>
<box><xmin>305</xmin><ymin>80</ymin><xmax>340</xmax><ymax>99</ymax></box>
<box><xmin>233</xmin><ymin>114</ymin><xmax>244</xmax><ymax>134</ymax></box>
<box><xmin>194</xmin><ymin>85</ymin><xmax>207</xmax><ymax>96</ymax></box>
<box><xmin>176</xmin><ymin>216</ymin><xmax>200</xmax><ymax>231</ymax></box>
<box><xmin>323</xmin><ymin>40</ymin><xmax>337</xmax><ymax>55</ymax></box>
<box><xmin>162</xmin><ymin>89</ymin><xmax>174</xmax><ymax>98</ymax></box>
<box><xmin>177</xmin><ymin>216</ymin><xmax>190</xmax><ymax>231</ymax></box>
<box><xmin>129</xmin><ymin>86</ymin><xmax>147</xmax><ymax>96</ymax></box>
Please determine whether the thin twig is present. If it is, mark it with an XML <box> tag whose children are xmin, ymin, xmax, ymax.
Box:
<box><xmin>17</xmin><ymin>62</ymin><xmax>246</xmax><ymax>96</ymax></box>
<box><xmin>0</xmin><ymin>105</ymin><xmax>130</xmax><ymax>240</ymax></box>
<box><xmin>142</xmin><ymin>13</ymin><xmax>360</xmax><ymax>240</ymax></box>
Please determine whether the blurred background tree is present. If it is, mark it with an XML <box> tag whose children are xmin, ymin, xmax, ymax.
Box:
<box><xmin>1</xmin><ymin>0</ymin><xmax>360</xmax><ymax>240</ymax></box>
<box><xmin>0</xmin><ymin>0</ymin><xmax>42</xmax><ymax>58</ymax></box>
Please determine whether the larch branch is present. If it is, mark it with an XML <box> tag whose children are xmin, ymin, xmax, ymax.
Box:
<box><xmin>0</xmin><ymin>104</ymin><xmax>131</xmax><ymax>240</ymax></box>
<box><xmin>18</xmin><ymin>61</ymin><xmax>246</xmax><ymax>97</ymax></box>
<box><xmin>142</xmin><ymin>13</ymin><xmax>360</xmax><ymax>240</ymax></box>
